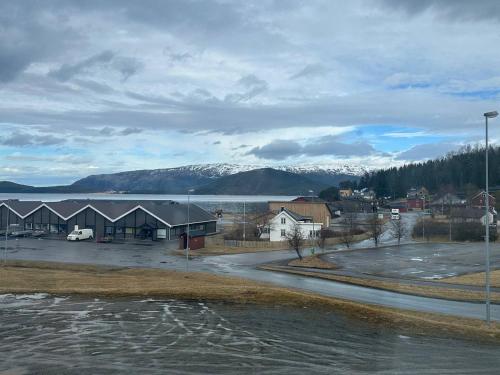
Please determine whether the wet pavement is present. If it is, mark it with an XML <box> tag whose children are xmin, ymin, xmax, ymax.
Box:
<box><xmin>325</xmin><ymin>242</ymin><xmax>500</xmax><ymax>280</ymax></box>
<box><xmin>1</xmin><ymin>293</ymin><xmax>500</xmax><ymax>374</ymax></box>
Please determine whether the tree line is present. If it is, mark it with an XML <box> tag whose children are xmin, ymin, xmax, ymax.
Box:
<box><xmin>358</xmin><ymin>144</ymin><xmax>498</xmax><ymax>198</ymax></box>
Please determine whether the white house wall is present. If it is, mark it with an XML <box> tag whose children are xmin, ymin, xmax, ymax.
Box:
<box><xmin>269</xmin><ymin>211</ymin><xmax>322</xmax><ymax>242</ymax></box>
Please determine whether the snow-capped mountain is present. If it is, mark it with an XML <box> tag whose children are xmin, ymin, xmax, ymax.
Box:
<box><xmin>2</xmin><ymin>163</ymin><xmax>367</xmax><ymax>195</ymax></box>
<box><xmin>174</xmin><ymin>162</ymin><xmax>368</xmax><ymax>178</ymax></box>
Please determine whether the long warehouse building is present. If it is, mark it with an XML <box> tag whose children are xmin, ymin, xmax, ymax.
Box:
<box><xmin>0</xmin><ymin>199</ymin><xmax>217</xmax><ymax>241</ymax></box>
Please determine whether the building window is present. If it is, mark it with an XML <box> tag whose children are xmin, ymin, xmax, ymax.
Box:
<box><xmin>281</xmin><ymin>217</ymin><xmax>286</xmax><ymax>224</ymax></box>
<box><xmin>280</xmin><ymin>229</ymin><xmax>286</xmax><ymax>237</ymax></box>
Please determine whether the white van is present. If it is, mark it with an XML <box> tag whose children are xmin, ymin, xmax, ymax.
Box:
<box><xmin>67</xmin><ymin>228</ymin><xmax>94</xmax><ymax>241</ymax></box>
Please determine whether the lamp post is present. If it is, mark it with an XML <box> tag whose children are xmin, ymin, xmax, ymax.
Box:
<box><xmin>309</xmin><ymin>190</ymin><xmax>315</xmax><ymax>253</ymax></box>
<box><xmin>186</xmin><ymin>188</ymin><xmax>195</xmax><ymax>272</ymax></box>
<box><xmin>3</xmin><ymin>203</ymin><xmax>10</xmax><ymax>265</ymax></box>
<box><xmin>484</xmin><ymin>110</ymin><xmax>498</xmax><ymax>325</ymax></box>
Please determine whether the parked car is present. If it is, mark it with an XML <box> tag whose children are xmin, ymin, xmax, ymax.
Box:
<box><xmin>391</xmin><ymin>208</ymin><xmax>400</xmax><ymax>220</ymax></box>
<box><xmin>67</xmin><ymin>229</ymin><xmax>94</xmax><ymax>241</ymax></box>
<box><xmin>10</xmin><ymin>230</ymin><xmax>33</xmax><ymax>238</ymax></box>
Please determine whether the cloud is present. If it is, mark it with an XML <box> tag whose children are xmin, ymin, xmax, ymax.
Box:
<box><xmin>225</xmin><ymin>74</ymin><xmax>268</xmax><ymax>103</ymax></box>
<box><xmin>379</xmin><ymin>0</ymin><xmax>500</xmax><ymax>22</ymax></box>
<box><xmin>49</xmin><ymin>50</ymin><xmax>115</xmax><ymax>81</ymax></box>
<box><xmin>247</xmin><ymin>136</ymin><xmax>378</xmax><ymax>160</ymax></box>
<box><xmin>384</xmin><ymin>73</ymin><xmax>432</xmax><ymax>89</ymax></box>
<box><xmin>247</xmin><ymin>140</ymin><xmax>302</xmax><ymax>160</ymax></box>
<box><xmin>97</xmin><ymin>127</ymin><xmax>143</xmax><ymax>136</ymax></box>
<box><xmin>48</xmin><ymin>50</ymin><xmax>142</xmax><ymax>82</ymax></box>
<box><xmin>120</xmin><ymin>127</ymin><xmax>143</xmax><ymax>136</ymax></box>
<box><xmin>396</xmin><ymin>142</ymin><xmax>461</xmax><ymax>161</ymax></box>
<box><xmin>290</xmin><ymin>64</ymin><xmax>329</xmax><ymax>80</ymax></box>
<box><xmin>212</xmin><ymin>140</ymin><xmax>221</xmax><ymax>145</ymax></box>
<box><xmin>0</xmin><ymin>132</ymin><xmax>65</xmax><ymax>147</ymax></box>
<box><xmin>302</xmin><ymin>136</ymin><xmax>377</xmax><ymax>157</ymax></box>
<box><xmin>113</xmin><ymin>56</ymin><xmax>144</xmax><ymax>82</ymax></box>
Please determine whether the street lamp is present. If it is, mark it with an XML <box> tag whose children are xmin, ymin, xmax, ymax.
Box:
<box><xmin>484</xmin><ymin>110</ymin><xmax>498</xmax><ymax>325</ymax></box>
<box><xmin>309</xmin><ymin>190</ymin><xmax>315</xmax><ymax>253</ymax></box>
<box><xmin>186</xmin><ymin>188</ymin><xmax>195</xmax><ymax>272</ymax></box>
<box><xmin>3</xmin><ymin>203</ymin><xmax>10</xmax><ymax>265</ymax></box>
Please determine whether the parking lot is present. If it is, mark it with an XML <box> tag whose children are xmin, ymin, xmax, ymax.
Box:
<box><xmin>325</xmin><ymin>242</ymin><xmax>500</xmax><ymax>280</ymax></box>
<box><xmin>1</xmin><ymin>237</ymin><xmax>189</xmax><ymax>269</ymax></box>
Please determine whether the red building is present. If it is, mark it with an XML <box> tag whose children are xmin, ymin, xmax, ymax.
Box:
<box><xmin>470</xmin><ymin>191</ymin><xmax>496</xmax><ymax>208</ymax></box>
<box><xmin>406</xmin><ymin>198</ymin><xmax>425</xmax><ymax>210</ymax></box>
<box><xmin>179</xmin><ymin>231</ymin><xmax>206</xmax><ymax>250</ymax></box>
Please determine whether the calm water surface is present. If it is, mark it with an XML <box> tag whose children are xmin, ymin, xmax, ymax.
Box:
<box><xmin>1</xmin><ymin>294</ymin><xmax>499</xmax><ymax>374</ymax></box>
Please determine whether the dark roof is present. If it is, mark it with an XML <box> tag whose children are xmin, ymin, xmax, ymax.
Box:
<box><xmin>0</xmin><ymin>200</ymin><xmax>42</xmax><ymax>216</ymax></box>
<box><xmin>45</xmin><ymin>200</ymin><xmax>88</xmax><ymax>218</ymax></box>
<box><xmin>291</xmin><ymin>196</ymin><xmax>326</xmax><ymax>203</ymax></box>
<box><xmin>281</xmin><ymin>208</ymin><xmax>312</xmax><ymax>222</ymax></box>
<box><xmin>1</xmin><ymin>199</ymin><xmax>216</xmax><ymax>226</ymax></box>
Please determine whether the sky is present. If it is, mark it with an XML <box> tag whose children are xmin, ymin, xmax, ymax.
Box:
<box><xmin>2</xmin><ymin>0</ymin><xmax>500</xmax><ymax>185</ymax></box>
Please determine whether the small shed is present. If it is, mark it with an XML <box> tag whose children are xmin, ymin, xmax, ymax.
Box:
<box><xmin>179</xmin><ymin>230</ymin><xmax>206</xmax><ymax>250</ymax></box>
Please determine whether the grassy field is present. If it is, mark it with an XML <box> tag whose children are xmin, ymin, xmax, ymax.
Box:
<box><xmin>261</xmin><ymin>265</ymin><xmax>500</xmax><ymax>304</ymax></box>
<box><xmin>1</xmin><ymin>259</ymin><xmax>500</xmax><ymax>341</ymax></box>
<box><xmin>441</xmin><ymin>270</ymin><xmax>500</xmax><ymax>288</ymax></box>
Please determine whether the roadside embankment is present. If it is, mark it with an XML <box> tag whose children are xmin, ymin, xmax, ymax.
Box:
<box><xmin>441</xmin><ymin>270</ymin><xmax>500</xmax><ymax>288</ymax></box>
<box><xmin>260</xmin><ymin>264</ymin><xmax>500</xmax><ymax>304</ymax></box>
<box><xmin>1</xmin><ymin>259</ymin><xmax>500</xmax><ymax>341</ymax></box>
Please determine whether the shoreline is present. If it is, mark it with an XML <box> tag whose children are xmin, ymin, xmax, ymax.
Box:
<box><xmin>1</xmin><ymin>259</ymin><xmax>500</xmax><ymax>342</ymax></box>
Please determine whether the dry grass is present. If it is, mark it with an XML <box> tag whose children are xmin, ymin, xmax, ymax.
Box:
<box><xmin>1</xmin><ymin>260</ymin><xmax>500</xmax><ymax>341</ymax></box>
<box><xmin>288</xmin><ymin>255</ymin><xmax>337</xmax><ymax>269</ymax></box>
<box><xmin>260</xmin><ymin>265</ymin><xmax>500</xmax><ymax>304</ymax></box>
<box><xmin>175</xmin><ymin>245</ymin><xmax>289</xmax><ymax>257</ymax></box>
<box><xmin>441</xmin><ymin>270</ymin><xmax>500</xmax><ymax>288</ymax></box>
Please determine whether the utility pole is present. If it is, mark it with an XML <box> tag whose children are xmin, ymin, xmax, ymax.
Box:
<box><xmin>483</xmin><ymin>110</ymin><xmax>498</xmax><ymax>325</ymax></box>
<box><xmin>186</xmin><ymin>189</ymin><xmax>194</xmax><ymax>272</ymax></box>
<box><xmin>4</xmin><ymin>203</ymin><xmax>9</xmax><ymax>265</ymax></box>
<box><xmin>422</xmin><ymin>196</ymin><xmax>425</xmax><ymax>241</ymax></box>
<box><xmin>309</xmin><ymin>190</ymin><xmax>315</xmax><ymax>253</ymax></box>
<box><xmin>243</xmin><ymin>200</ymin><xmax>246</xmax><ymax>242</ymax></box>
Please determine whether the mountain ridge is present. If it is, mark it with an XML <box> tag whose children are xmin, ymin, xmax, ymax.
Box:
<box><xmin>0</xmin><ymin>163</ymin><xmax>364</xmax><ymax>195</ymax></box>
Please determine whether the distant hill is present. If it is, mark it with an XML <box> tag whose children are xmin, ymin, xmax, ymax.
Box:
<box><xmin>194</xmin><ymin>168</ymin><xmax>328</xmax><ymax>195</ymax></box>
<box><xmin>0</xmin><ymin>163</ymin><xmax>361</xmax><ymax>195</ymax></box>
<box><xmin>70</xmin><ymin>163</ymin><xmax>361</xmax><ymax>193</ymax></box>
<box><xmin>0</xmin><ymin>181</ymin><xmax>37</xmax><ymax>193</ymax></box>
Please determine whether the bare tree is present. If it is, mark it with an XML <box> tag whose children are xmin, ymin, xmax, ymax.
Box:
<box><xmin>285</xmin><ymin>224</ymin><xmax>304</xmax><ymax>260</ymax></box>
<box><xmin>367</xmin><ymin>213</ymin><xmax>384</xmax><ymax>247</ymax></box>
<box><xmin>340</xmin><ymin>212</ymin><xmax>357</xmax><ymax>248</ymax></box>
<box><xmin>390</xmin><ymin>217</ymin><xmax>407</xmax><ymax>246</ymax></box>
<box><xmin>316</xmin><ymin>228</ymin><xmax>329</xmax><ymax>252</ymax></box>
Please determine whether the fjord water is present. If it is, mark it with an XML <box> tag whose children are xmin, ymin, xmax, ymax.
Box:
<box><xmin>1</xmin><ymin>294</ymin><xmax>499</xmax><ymax>374</ymax></box>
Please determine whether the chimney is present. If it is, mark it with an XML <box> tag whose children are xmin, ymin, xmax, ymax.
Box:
<box><xmin>280</xmin><ymin>206</ymin><xmax>284</xmax><ymax>212</ymax></box>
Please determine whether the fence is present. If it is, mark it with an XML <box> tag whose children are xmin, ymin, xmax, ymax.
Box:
<box><xmin>205</xmin><ymin>232</ymin><xmax>371</xmax><ymax>249</ymax></box>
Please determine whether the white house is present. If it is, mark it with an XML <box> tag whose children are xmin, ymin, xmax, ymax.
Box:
<box><xmin>268</xmin><ymin>208</ymin><xmax>322</xmax><ymax>242</ymax></box>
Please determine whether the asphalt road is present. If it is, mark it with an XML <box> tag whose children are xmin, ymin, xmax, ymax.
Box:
<box><xmin>3</xmin><ymin>237</ymin><xmax>500</xmax><ymax>321</ymax></box>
